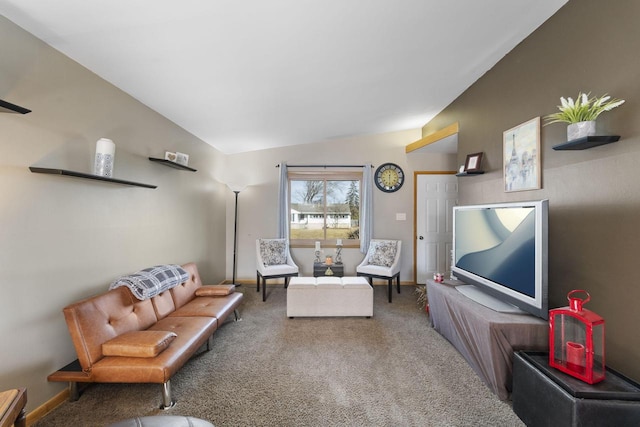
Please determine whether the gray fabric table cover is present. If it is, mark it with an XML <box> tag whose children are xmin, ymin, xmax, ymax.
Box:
<box><xmin>427</xmin><ymin>280</ymin><xmax>548</xmax><ymax>400</ymax></box>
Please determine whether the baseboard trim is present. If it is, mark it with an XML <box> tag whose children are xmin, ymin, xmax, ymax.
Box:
<box><xmin>26</xmin><ymin>388</ymin><xmax>68</xmax><ymax>426</ymax></box>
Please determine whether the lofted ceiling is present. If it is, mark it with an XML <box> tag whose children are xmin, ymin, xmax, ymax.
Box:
<box><xmin>0</xmin><ymin>0</ymin><xmax>567</xmax><ymax>154</ymax></box>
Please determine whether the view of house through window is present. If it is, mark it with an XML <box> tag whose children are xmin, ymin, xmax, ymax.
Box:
<box><xmin>289</xmin><ymin>171</ymin><xmax>361</xmax><ymax>245</ymax></box>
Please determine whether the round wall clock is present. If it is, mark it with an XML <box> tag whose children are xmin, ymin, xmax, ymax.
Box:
<box><xmin>375</xmin><ymin>162</ymin><xmax>405</xmax><ymax>193</ymax></box>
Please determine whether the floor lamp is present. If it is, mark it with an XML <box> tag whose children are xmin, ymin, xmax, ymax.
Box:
<box><xmin>232</xmin><ymin>190</ymin><xmax>240</xmax><ymax>286</ymax></box>
<box><xmin>229</xmin><ymin>185</ymin><xmax>246</xmax><ymax>286</ymax></box>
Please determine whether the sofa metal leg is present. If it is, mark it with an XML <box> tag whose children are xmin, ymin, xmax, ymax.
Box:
<box><xmin>68</xmin><ymin>381</ymin><xmax>80</xmax><ymax>401</ymax></box>
<box><xmin>160</xmin><ymin>381</ymin><xmax>175</xmax><ymax>409</ymax></box>
<box><xmin>233</xmin><ymin>309</ymin><xmax>241</xmax><ymax>321</ymax></box>
<box><xmin>206</xmin><ymin>334</ymin><xmax>214</xmax><ymax>351</ymax></box>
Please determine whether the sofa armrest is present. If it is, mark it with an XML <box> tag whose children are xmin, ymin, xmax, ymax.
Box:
<box><xmin>195</xmin><ymin>285</ymin><xmax>236</xmax><ymax>297</ymax></box>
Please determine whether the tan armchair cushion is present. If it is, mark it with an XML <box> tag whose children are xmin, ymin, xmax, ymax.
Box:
<box><xmin>195</xmin><ymin>285</ymin><xmax>236</xmax><ymax>297</ymax></box>
<box><xmin>102</xmin><ymin>330</ymin><xmax>177</xmax><ymax>358</ymax></box>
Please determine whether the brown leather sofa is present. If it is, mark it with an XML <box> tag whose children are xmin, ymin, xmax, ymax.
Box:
<box><xmin>48</xmin><ymin>262</ymin><xmax>243</xmax><ymax>408</ymax></box>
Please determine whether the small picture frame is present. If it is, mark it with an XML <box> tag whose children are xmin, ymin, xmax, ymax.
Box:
<box><xmin>164</xmin><ymin>151</ymin><xmax>177</xmax><ymax>162</ymax></box>
<box><xmin>464</xmin><ymin>152</ymin><xmax>484</xmax><ymax>172</ymax></box>
<box><xmin>175</xmin><ymin>152</ymin><xmax>189</xmax><ymax>166</ymax></box>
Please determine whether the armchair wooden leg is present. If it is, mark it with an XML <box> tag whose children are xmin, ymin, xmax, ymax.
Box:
<box><xmin>388</xmin><ymin>279</ymin><xmax>392</xmax><ymax>303</ymax></box>
<box><xmin>397</xmin><ymin>275</ymin><xmax>401</xmax><ymax>293</ymax></box>
<box><xmin>257</xmin><ymin>272</ymin><xmax>260</xmax><ymax>292</ymax></box>
<box><xmin>262</xmin><ymin>278</ymin><xmax>267</xmax><ymax>302</ymax></box>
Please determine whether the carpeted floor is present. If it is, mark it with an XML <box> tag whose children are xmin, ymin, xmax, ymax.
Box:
<box><xmin>35</xmin><ymin>284</ymin><xmax>524</xmax><ymax>427</ymax></box>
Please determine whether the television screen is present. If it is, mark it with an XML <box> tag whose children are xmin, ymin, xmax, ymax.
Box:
<box><xmin>452</xmin><ymin>200</ymin><xmax>548</xmax><ymax>319</ymax></box>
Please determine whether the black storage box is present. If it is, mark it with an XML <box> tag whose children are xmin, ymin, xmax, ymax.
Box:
<box><xmin>513</xmin><ymin>351</ymin><xmax>640</xmax><ymax>427</ymax></box>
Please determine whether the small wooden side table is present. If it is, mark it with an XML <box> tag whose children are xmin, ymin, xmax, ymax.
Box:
<box><xmin>0</xmin><ymin>387</ymin><xmax>27</xmax><ymax>427</ymax></box>
<box><xmin>313</xmin><ymin>262</ymin><xmax>344</xmax><ymax>277</ymax></box>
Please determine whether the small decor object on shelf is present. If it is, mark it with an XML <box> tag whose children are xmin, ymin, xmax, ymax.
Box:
<box><xmin>94</xmin><ymin>138</ymin><xmax>115</xmax><ymax>178</ymax></box>
<box><xmin>164</xmin><ymin>151</ymin><xmax>177</xmax><ymax>162</ymax></box>
<box><xmin>544</xmin><ymin>92</ymin><xmax>625</xmax><ymax>140</ymax></box>
<box><xmin>464</xmin><ymin>152</ymin><xmax>483</xmax><ymax>173</ymax></box>
<box><xmin>325</xmin><ymin>256</ymin><xmax>333</xmax><ymax>266</ymax></box>
<box><xmin>175</xmin><ymin>152</ymin><xmax>189</xmax><ymax>166</ymax></box>
<box><xmin>549</xmin><ymin>290</ymin><xmax>605</xmax><ymax>384</ymax></box>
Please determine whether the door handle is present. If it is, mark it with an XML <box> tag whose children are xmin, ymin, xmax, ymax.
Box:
<box><xmin>419</xmin><ymin>236</ymin><xmax>424</xmax><ymax>240</ymax></box>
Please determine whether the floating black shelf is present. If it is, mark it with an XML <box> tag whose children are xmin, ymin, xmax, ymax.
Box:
<box><xmin>149</xmin><ymin>157</ymin><xmax>197</xmax><ymax>172</ymax></box>
<box><xmin>29</xmin><ymin>167</ymin><xmax>157</xmax><ymax>189</ymax></box>
<box><xmin>553</xmin><ymin>135</ymin><xmax>620</xmax><ymax>151</ymax></box>
<box><xmin>456</xmin><ymin>171</ymin><xmax>485</xmax><ymax>177</ymax></box>
<box><xmin>0</xmin><ymin>99</ymin><xmax>31</xmax><ymax>114</ymax></box>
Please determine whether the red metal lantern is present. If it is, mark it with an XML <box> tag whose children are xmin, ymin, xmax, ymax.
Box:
<box><xmin>549</xmin><ymin>290</ymin><xmax>605</xmax><ymax>384</ymax></box>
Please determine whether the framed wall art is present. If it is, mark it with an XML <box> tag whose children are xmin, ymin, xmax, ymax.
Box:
<box><xmin>503</xmin><ymin>117</ymin><xmax>541</xmax><ymax>192</ymax></box>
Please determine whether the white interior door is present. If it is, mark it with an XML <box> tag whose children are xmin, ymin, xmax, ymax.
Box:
<box><xmin>416</xmin><ymin>174</ymin><xmax>458</xmax><ymax>284</ymax></box>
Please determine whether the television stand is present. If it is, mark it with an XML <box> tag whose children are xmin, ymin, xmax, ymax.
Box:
<box><xmin>427</xmin><ymin>279</ymin><xmax>548</xmax><ymax>400</ymax></box>
<box><xmin>456</xmin><ymin>285</ymin><xmax>527</xmax><ymax>315</ymax></box>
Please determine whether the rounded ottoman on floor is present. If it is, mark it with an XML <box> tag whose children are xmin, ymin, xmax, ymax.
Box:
<box><xmin>107</xmin><ymin>415</ymin><xmax>214</xmax><ymax>427</ymax></box>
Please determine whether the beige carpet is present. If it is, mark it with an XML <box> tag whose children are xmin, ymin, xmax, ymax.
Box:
<box><xmin>35</xmin><ymin>285</ymin><xmax>524</xmax><ymax>427</ymax></box>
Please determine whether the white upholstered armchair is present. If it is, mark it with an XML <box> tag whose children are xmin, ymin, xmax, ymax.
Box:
<box><xmin>256</xmin><ymin>238</ymin><xmax>299</xmax><ymax>302</ymax></box>
<box><xmin>356</xmin><ymin>239</ymin><xmax>401</xmax><ymax>302</ymax></box>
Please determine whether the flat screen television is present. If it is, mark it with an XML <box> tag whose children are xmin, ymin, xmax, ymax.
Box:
<box><xmin>452</xmin><ymin>200</ymin><xmax>549</xmax><ymax>320</ymax></box>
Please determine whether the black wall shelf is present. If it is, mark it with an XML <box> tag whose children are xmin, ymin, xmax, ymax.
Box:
<box><xmin>553</xmin><ymin>135</ymin><xmax>620</xmax><ymax>151</ymax></box>
<box><xmin>149</xmin><ymin>157</ymin><xmax>197</xmax><ymax>172</ymax></box>
<box><xmin>0</xmin><ymin>99</ymin><xmax>31</xmax><ymax>114</ymax></box>
<box><xmin>29</xmin><ymin>167</ymin><xmax>157</xmax><ymax>189</ymax></box>
<box><xmin>456</xmin><ymin>171</ymin><xmax>485</xmax><ymax>177</ymax></box>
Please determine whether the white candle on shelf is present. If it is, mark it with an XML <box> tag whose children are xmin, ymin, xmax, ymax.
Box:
<box><xmin>94</xmin><ymin>138</ymin><xmax>115</xmax><ymax>177</ymax></box>
<box><xmin>337</xmin><ymin>239</ymin><xmax>342</xmax><ymax>246</ymax></box>
<box><xmin>315</xmin><ymin>241</ymin><xmax>321</xmax><ymax>251</ymax></box>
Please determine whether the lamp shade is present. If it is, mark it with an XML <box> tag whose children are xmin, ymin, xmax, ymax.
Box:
<box><xmin>226</xmin><ymin>183</ymin><xmax>247</xmax><ymax>193</ymax></box>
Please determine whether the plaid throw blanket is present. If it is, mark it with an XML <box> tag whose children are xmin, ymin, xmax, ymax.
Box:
<box><xmin>109</xmin><ymin>264</ymin><xmax>189</xmax><ymax>300</ymax></box>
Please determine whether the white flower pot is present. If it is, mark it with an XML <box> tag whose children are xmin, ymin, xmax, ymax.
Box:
<box><xmin>567</xmin><ymin>121</ymin><xmax>596</xmax><ymax>141</ymax></box>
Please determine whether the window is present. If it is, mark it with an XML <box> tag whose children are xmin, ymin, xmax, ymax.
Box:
<box><xmin>289</xmin><ymin>170</ymin><xmax>361</xmax><ymax>246</ymax></box>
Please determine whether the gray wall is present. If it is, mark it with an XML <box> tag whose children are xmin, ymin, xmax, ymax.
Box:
<box><xmin>0</xmin><ymin>16</ymin><xmax>227</xmax><ymax>411</ymax></box>
<box><xmin>423</xmin><ymin>0</ymin><xmax>640</xmax><ymax>380</ymax></box>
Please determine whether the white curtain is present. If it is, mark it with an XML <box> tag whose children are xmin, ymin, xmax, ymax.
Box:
<box><xmin>360</xmin><ymin>163</ymin><xmax>373</xmax><ymax>253</ymax></box>
<box><xmin>277</xmin><ymin>162</ymin><xmax>289</xmax><ymax>239</ymax></box>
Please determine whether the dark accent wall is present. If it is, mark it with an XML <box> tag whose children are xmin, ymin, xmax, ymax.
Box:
<box><xmin>423</xmin><ymin>0</ymin><xmax>640</xmax><ymax>380</ymax></box>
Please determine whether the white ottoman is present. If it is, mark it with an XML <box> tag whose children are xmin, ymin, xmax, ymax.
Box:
<box><xmin>287</xmin><ymin>276</ymin><xmax>373</xmax><ymax>317</ymax></box>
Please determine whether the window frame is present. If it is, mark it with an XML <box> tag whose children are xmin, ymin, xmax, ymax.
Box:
<box><xmin>288</xmin><ymin>170</ymin><xmax>362</xmax><ymax>248</ymax></box>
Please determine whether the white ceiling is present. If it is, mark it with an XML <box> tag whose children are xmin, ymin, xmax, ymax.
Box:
<box><xmin>0</xmin><ymin>0</ymin><xmax>567</xmax><ymax>154</ymax></box>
